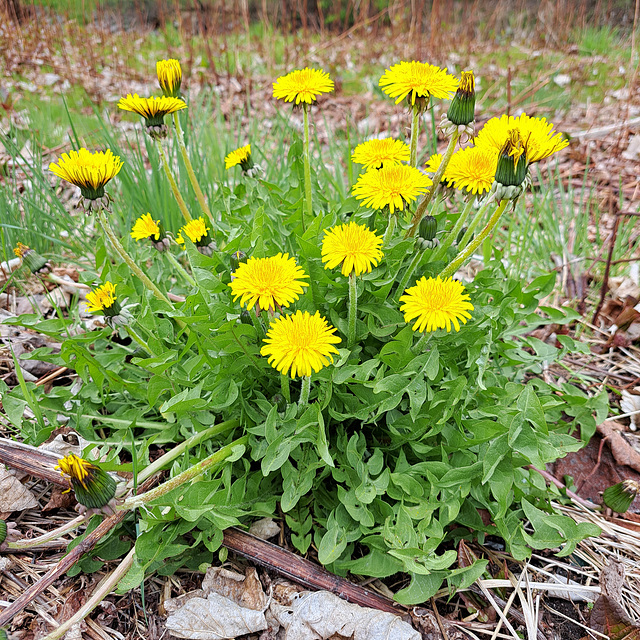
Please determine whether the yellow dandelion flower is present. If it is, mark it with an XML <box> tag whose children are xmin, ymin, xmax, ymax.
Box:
<box><xmin>176</xmin><ymin>217</ymin><xmax>210</xmax><ymax>245</ymax></box>
<box><xmin>130</xmin><ymin>213</ymin><xmax>161</xmax><ymax>241</ymax></box>
<box><xmin>225</xmin><ymin>144</ymin><xmax>253</xmax><ymax>170</ymax></box>
<box><xmin>85</xmin><ymin>282</ymin><xmax>118</xmax><ymax>314</ymax></box>
<box><xmin>157</xmin><ymin>59</ymin><xmax>182</xmax><ymax>98</ymax></box>
<box><xmin>379</xmin><ymin>61</ymin><xmax>459</xmax><ymax>108</ymax></box>
<box><xmin>260</xmin><ymin>310</ymin><xmax>341</xmax><ymax>378</ymax></box>
<box><xmin>475</xmin><ymin>113</ymin><xmax>568</xmax><ymax>164</ymax></box>
<box><xmin>351</xmin><ymin>138</ymin><xmax>410</xmax><ymax>170</ymax></box>
<box><xmin>272</xmin><ymin>68</ymin><xmax>334</xmax><ymax>105</ymax></box>
<box><xmin>445</xmin><ymin>146</ymin><xmax>498</xmax><ymax>195</ymax></box>
<box><xmin>400</xmin><ymin>276</ymin><xmax>473</xmax><ymax>333</ymax></box>
<box><xmin>424</xmin><ymin>153</ymin><xmax>442</xmax><ymax>174</ymax></box>
<box><xmin>352</xmin><ymin>165</ymin><xmax>432</xmax><ymax>214</ymax></box>
<box><xmin>118</xmin><ymin>94</ymin><xmax>187</xmax><ymax>137</ymax></box>
<box><xmin>13</xmin><ymin>242</ymin><xmax>30</xmax><ymax>258</ymax></box>
<box><xmin>322</xmin><ymin>221</ymin><xmax>384</xmax><ymax>277</ymax></box>
<box><xmin>49</xmin><ymin>148</ymin><xmax>123</xmax><ymax>200</ymax></box>
<box><xmin>228</xmin><ymin>253</ymin><xmax>309</xmax><ymax>312</ymax></box>
<box><xmin>55</xmin><ymin>453</ymin><xmax>117</xmax><ymax>509</ymax></box>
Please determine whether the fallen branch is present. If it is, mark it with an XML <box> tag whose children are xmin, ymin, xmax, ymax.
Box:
<box><xmin>222</xmin><ymin>527</ymin><xmax>403</xmax><ymax>616</ymax></box>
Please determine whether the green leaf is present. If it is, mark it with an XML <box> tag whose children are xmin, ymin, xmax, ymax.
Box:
<box><xmin>394</xmin><ymin>572</ymin><xmax>446</xmax><ymax>605</ymax></box>
<box><xmin>318</xmin><ymin>524</ymin><xmax>347</xmax><ymax>565</ymax></box>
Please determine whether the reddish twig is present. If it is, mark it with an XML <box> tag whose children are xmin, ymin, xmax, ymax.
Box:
<box><xmin>223</xmin><ymin>528</ymin><xmax>403</xmax><ymax>615</ymax></box>
<box><xmin>576</xmin><ymin>436</ymin><xmax>608</xmax><ymax>493</ymax></box>
<box><xmin>527</xmin><ymin>466</ymin><xmax>598</xmax><ymax>509</ymax></box>
<box><xmin>592</xmin><ymin>200</ymin><xmax>621</xmax><ymax>326</ymax></box>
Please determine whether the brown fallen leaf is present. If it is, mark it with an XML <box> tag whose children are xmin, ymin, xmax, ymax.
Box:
<box><xmin>598</xmin><ymin>421</ymin><xmax>640</xmax><ymax>474</ymax></box>
<box><xmin>201</xmin><ymin>567</ymin><xmax>268</xmax><ymax>611</ymax></box>
<box><xmin>0</xmin><ymin>465</ymin><xmax>38</xmax><ymax>512</ymax></box>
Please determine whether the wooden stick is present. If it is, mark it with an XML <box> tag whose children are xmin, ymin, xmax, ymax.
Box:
<box><xmin>0</xmin><ymin>439</ymin><xmax>66</xmax><ymax>486</ymax></box>
<box><xmin>222</xmin><ymin>528</ymin><xmax>403</xmax><ymax>616</ymax></box>
<box><xmin>0</xmin><ymin>476</ymin><xmax>156</xmax><ymax>627</ymax></box>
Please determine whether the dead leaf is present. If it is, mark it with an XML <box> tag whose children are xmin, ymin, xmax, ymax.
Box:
<box><xmin>202</xmin><ymin>567</ymin><xmax>268</xmax><ymax>611</ymax></box>
<box><xmin>249</xmin><ymin>517</ymin><xmax>280</xmax><ymax>540</ymax></box>
<box><xmin>165</xmin><ymin>592</ymin><xmax>268</xmax><ymax>639</ymax></box>
<box><xmin>598</xmin><ymin>422</ymin><xmax>640</xmax><ymax>474</ymax></box>
<box><xmin>0</xmin><ymin>465</ymin><xmax>38</xmax><ymax>511</ymax></box>
<box><xmin>270</xmin><ymin>591</ymin><xmax>420</xmax><ymax>640</ymax></box>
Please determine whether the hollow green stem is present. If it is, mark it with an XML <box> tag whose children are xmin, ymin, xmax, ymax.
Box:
<box><xmin>395</xmin><ymin>248</ymin><xmax>423</xmax><ymax>303</ymax></box>
<box><xmin>382</xmin><ymin>214</ymin><xmax>396</xmax><ymax>246</ymax></box>
<box><xmin>348</xmin><ymin>271</ymin><xmax>357</xmax><ymax>348</ymax></box>
<box><xmin>302</xmin><ymin>104</ymin><xmax>312</xmax><ymax>230</ymax></box>
<box><xmin>406</xmin><ymin>129</ymin><xmax>460</xmax><ymax>238</ymax></box>
<box><xmin>299</xmin><ymin>375</ymin><xmax>311</xmax><ymax>407</ymax></box>
<box><xmin>456</xmin><ymin>195</ymin><xmax>496</xmax><ymax>250</ymax></box>
<box><xmin>280</xmin><ymin>374</ymin><xmax>291</xmax><ymax>404</ymax></box>
<box><xmin>409</xmin><ymin>106</ymin><xmax>420</xmax><ymax>167</ymax></box>
<box><xmin>165</xmin><ymin>251</ymin><xmax>196</xmax><ymax>287</ymax></box>
<box><xmin>431</xmin><ymin>197</ymin><xmax>475</xmax><ymax>263</ymax></box>
<box><xmin>121</xmin><ymin>435</ymin><xmax>249</xmax><ymax>509</ymax></box>
<box><xmin>155</xmin><ymin>138</ymin><xmax>192</xmax><ymax>223</ymax></box>
<box><xmin>440</xmin><ymin>199</ymin><xmax>509</xmax><ymax>279</ymax></box>
<box><xmin>173</xmin><ymin>112</ymin><xmax>213</xmax><ymax>224</ymax></box>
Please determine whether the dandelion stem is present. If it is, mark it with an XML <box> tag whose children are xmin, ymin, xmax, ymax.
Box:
<box><xmin>395</xmin><ymin>248</ymin><xmax>423</xmax><ymax>303</ymax></box>
<box><xmin>281</xmin><ymin>374</ymin><xmax>291</xmax><ymax>404</ymax></box>
<box><xmin>299</xmin><ymin>375</ymin><xmax>311</xmax><ymax>407</ymax></box>
<box><xmin>302</xmin><ymin>104</ymin><xmax>312</xmax><ymax>231</ymax></box>
<box><xmin>126</xmin><ymin>326</ymin><xmax>152</xmax><ymax>354</ymax></box>
<box><xmin>121</xmin><ymin>435</ymin><xmax>249</xmax><ymax>509</ymax></box>
<box><xmin>155</xmin><ymin>138</ymin><xmax>192</xmax><ymax>223</ymax></box>
<box><xmin>172</xmin><ymin>112</ymin><xmax>213</xmax><ymax>224</ymax></box>
<box><xmin>456</xmin><ymin>194</ymin><xmax>496</xmax><ymax>250</ymax></box>
<box><xmin>348</xmin><ymin>271</ymin><xmax>358</xmax><ymax>348</ymax></box>
<box><xmin>440</xmin><ymin>199</ymin><xmax>509</xmax><ymax>279</ymax></box>
<box><xmin>382</xmin><ymin>214</ymin><xmax>396</xmax><ymax>246</ymax></box>
<box><xmin>165</xmin><ymin>251</ymin><xmax>196</xmax><ymax>287</ymax></box>
<box><xmin>431</xmin><ymin>197</ymin><xmax>475</xmax><ymax>263</ymax></box>
<box><xmin>406</xmin><ymin>129</ymin><xmax>460</xmax><ymax>238</ymax></box>
<box><xmin>409</xmin><ymin>106</ymin><xmax>420</xmax><ymax>167</ymax></box>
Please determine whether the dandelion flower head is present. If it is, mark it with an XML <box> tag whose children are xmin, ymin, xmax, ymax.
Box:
<box><xmin>228</xmin><ymin>253</ymin><xmax>309</xmax><ymax>312</ymax></box>
<box><xmin>475</xmin><ymin>113</ymin><xmax>568</xmax><ymax>164</ymax></box>
<box><xmin>273</xmin><ymin>68</ymin><xmax>334</xmax><ymax>105</ymax></box>
<box><xmin>55</xmin><ymin>453</ymin><xmax>95</xmax><ymax>490</ymax></box>
<box><xmin>445</xmin><ymin>146</ymin><xmax>498</xmax><ymax>195</ymax></box>
<box><xmin>117</xmin><ymin>94</ymin><xmax>187</xmax><ymax>125</ymax></box>
<box><xmin>379</xmin><ymin>61</ymin><xmax>459</xmax><ymax>106</ymax></box>
<box><xmin>260</xmin><ymin>310</ymin><xmax>341</xmax><ymax>378</ymax></box>
<box><xmin>49</xmin><ymin>148</ymin><xmax>123</xmax><ymax>198</ymax></box>
<box><xmin>176</xmin><ymin>217</ymin><xmax>210</xmax><ymax>245</ymax></box>
<box><xmin>351</xmin><ymin>138</ymin><xmax>410</xmax><ymax>169</ymax></box>
<box><xmin>322</xmin><ymin>221</ymin><xmax>384</xmax><ymax>277</ymax></box>
<box><xmin>131</xmin><ymin>213</ymin><xmax>161</xmax><ymax>241</ymax></box>
<box><xmin>352</xmin><ymin>165</ymin><xmax>432</xmax><ymax>214</ymax></box>
<box><xmin>225</xmin><ymin>144</ymin><xmax>252</xmax><ymax>170</ymax></box>
<box><xmin>85</xmin><ymin>282</ymin><xmax>118</xmax><ymax>314</ymax></box>
<box><xmin>156</xmin><ymin>59</ymin><xmax>182</xmax><ymax>98</ymax></box>
<box><xmin>400</xmin><ymin>276</ymin><xmax>473</xmax><ymax>333</ymax></box>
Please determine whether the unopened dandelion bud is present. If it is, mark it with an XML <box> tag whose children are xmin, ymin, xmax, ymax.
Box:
<box><xmin>13</xmin><ymin>242</ymin><xmax>52</xmax><ymax>275</ymax></box>
<box><xmin>240</xmin><ymin>309</ymin><xmax>253</xmax><ymax>326</ymax></box>
<box><xmin>603</xmin><ymin>479</ymin><xmax>639</xmax><ymax>514</ymax></box>
<box><xmin>0</xmin><ymin>520</ymin><xmax>7</xmax><ymax>545</ymax></box>
<box><xmin>55</xmin><ymin>453</ymin><xmax>117</xmax><ymax>510</ymax></box>
<box><xmin>230</xmin><ymin>250</ymin><xmax>248</xmax><ymax>272</ymax></box>
<box><xmin>492</xmin><ymin>129</ymin><xmax>527</xmax><ymax>201</ymax></box>
<box><xmin>157</xmin><ymin>59</ymin><xmax>182</xmax><ymax>98</ymax></box>
<box><xmin>416</xmin><ymin>215</ymin><xmax>439</xmax><ymax>250</ymax></box>
<box><xmin>447</xmin><ymin>71</ymin><xmax>475</xmax><ymax>126</ymax></box>
<box><xmin>456</xmin><ymin>227</ymin><xmax>469</xmax><ymax>245</ymax></box>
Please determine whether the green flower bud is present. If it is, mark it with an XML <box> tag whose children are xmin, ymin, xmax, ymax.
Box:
<box><xmin>603</xmin><ymin>479</ymin><xmax>639</xmax><ymax>514</ymax></box>
<box><xmin>494</xmin><ymin>129</ymin><xmax>527</xmax><ymax>188</ymax></box>
<box><xmin>240</xmin><ymin>309</ymin><xmax>253</xmax><ymax>326</ymax></box>
<box><xmin>55</xmin><ymin>454</ymin><xmax>117</xmax><ymax>510</ymax></box>
<box><xmin>230</xmin><ymin>250</ymin><xmax>248</xmax><ymax>272</ymax></box>
<box><xmin>418</xmin><ymin>215</ymin><xmax>438</xmax><ymax>242</ymax></box>
<box><xmin>447</xmin><ymin>71</ymin><xmax>475</xmax><ymax>126</ymax></box>
<box><xmin>13</xmin><ymin>243</ymin><xmax>52</xmax><ymax>275</ymax></box>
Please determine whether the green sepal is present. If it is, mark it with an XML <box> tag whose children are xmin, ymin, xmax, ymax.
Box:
<box><xmin>602</xmin><ymin>480</ymin><xmax>638</xmax><ymax>514</ymax></box>
<box><xmin>0</xmin><ymin>520</ymin><xmax>7</xmax><ymax>545</ymax></box>
<box><xmin>418</xmin><ymin>215</ymin><xmax>438</xmax><ymax>242</ymax></box>
<box><xmin>72</xmin><ymin>467</ymin><xmax>117</xmax><ymax>510</ymax></box>
<box><xmin>495</xmin><ymin>153</ymin><xmax>527</xmax><ymax>187</ymax></box>
<box><xmin>447</xmin><ymin>92</ymin><xmax>475</xmax><ymax>126</ymax></box>
<box><xmin>230</xmin><ymin>250</ymin><xmax>248</xmax><ymax>271</ymax></box>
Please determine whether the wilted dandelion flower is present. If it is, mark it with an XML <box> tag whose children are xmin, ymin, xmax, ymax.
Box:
<box><xmin>229</xmin><ymin>253</ymin><xmax>309</xmax><ymax>312</ymax></box>
<box><xmin>55</xmin><ymin>453</ymin><xmax>117</xmax><ymax>510</ymax></box>
<box><xmin>444</xmin><ymin>70</ymin><xmax>476</xmax><ymax>131</ymax></box>
<box><xmin>322</xmin><ymin>221</ymin><xmax>384</xmax><ymax>277</ymax></box>
<box><xmin>13</xmin><ymin>242</ymin><xmax>52</xmax><ymax>275</ymax></box>
<box><xmin>156</xmin><ymin>59</ymin><xmax>182</xmax><ymax>98</ymax></box>
<box><xmin>379</xmin><ymin>61</ymin><xmax>459</xmax><ymax>111</ymax></box>
<box><xmin>400</xmin><ymin>276</ymin><xmax>473</xmax><ymax>333</ymax></box>
<box><xmin>49</xmin><ymin>148</ymin><xmax>122</xmax><ymax>211</ymax></box>
<box><xmin>351</xmin><ymin>138</ymin><xmax>410</xmax><ymax>170</ymax></box>
<box><xmin>261</xmin><ymin>310</ymin><xmax>341</xmax><ymax>378</ymax></box>
<box><xmin>445</xmin><ymin>146</ymin><xmax>498</xmax><ymax>195</ymax></box>
<box><xmin>272</xmin><ymin>68</ymin><xmax>334</xmax><ymax>105</ymax></box>
<box><xmin>117</xmin><ymin>94</ymin><xmax>187</xmax><ymax>139</ymax></box>
<box><xmin>225</xmin><ymin>144</ymin><xmax>253</xmax><ymax>171</ymax></box>
<box><xmin>475</xmin><ymin>113</ymin><xmax>568</xmax><ymax>164</ymax></box>
<box><xmin>352</xmin><ymin>165</ymin><xmax>432</xmax><ymax>214</ymax></box>
<box><xmin>86</xmin><ymin>282</ymin><xmax>119</xmax><ymax>315</ymax></box>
